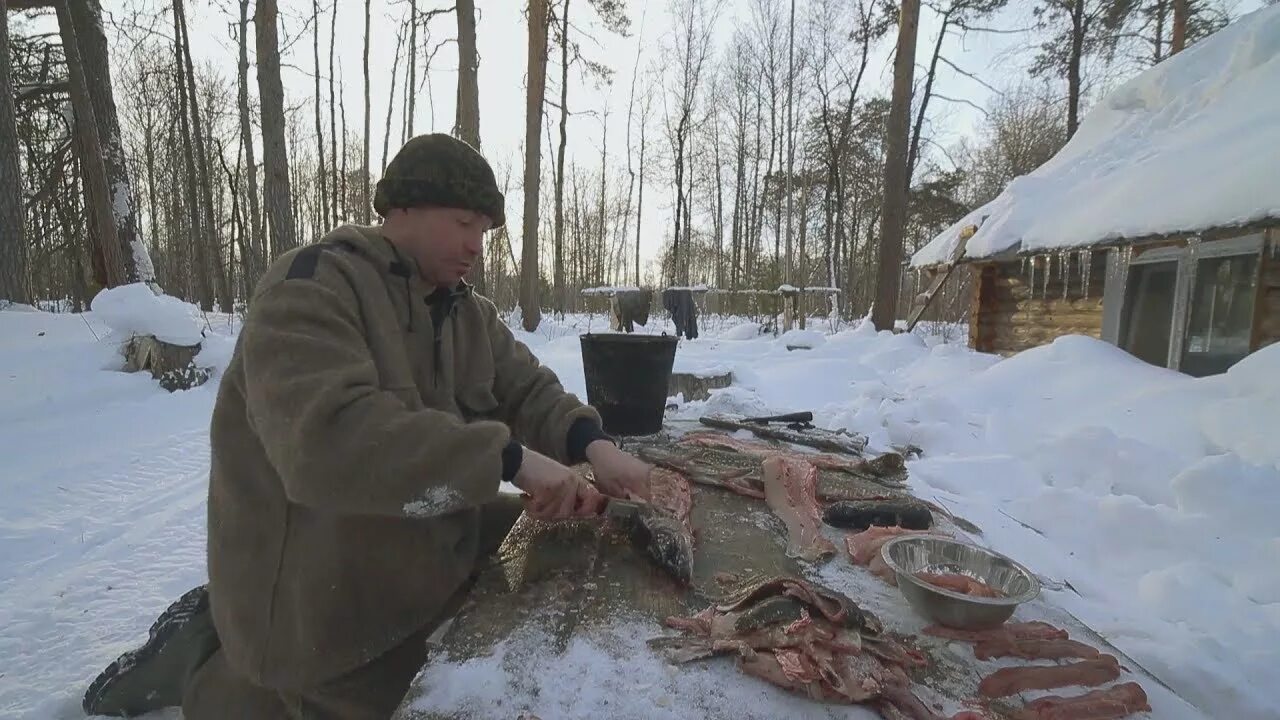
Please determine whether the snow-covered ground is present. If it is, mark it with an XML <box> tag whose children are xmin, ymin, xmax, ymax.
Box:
<box><xmin>1</xmin><ymin>300</ymin><xmax>1277</xmax><ymax>719</ymax></box>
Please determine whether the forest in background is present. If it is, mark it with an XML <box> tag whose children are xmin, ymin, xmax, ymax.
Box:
<box><xmin>0</xmin><ymin>0</ymin><xmax>1255</xmax><ymax>331</ymax></box>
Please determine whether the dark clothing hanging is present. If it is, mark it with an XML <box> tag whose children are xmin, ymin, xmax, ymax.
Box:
<box><xmin>611</xmin><ymin>290</ymin><xmax>652</xmax><ymax>333</ymax></box>
<box><xmin>662</xmin><ymin>289</ymin><xmax>699</xmax><ymax>340</ymax></box>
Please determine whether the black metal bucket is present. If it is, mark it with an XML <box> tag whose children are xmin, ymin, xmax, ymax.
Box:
<box><xmin>580</xmin><ymin>333</ymin><xmax>678</xmax><ymax>436</ymax></box>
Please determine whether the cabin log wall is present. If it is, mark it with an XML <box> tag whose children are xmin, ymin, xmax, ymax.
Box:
<box><xmin>971</xmin><ymin>253</ymin><xmax>1108</xmax><ymax>356</ymax></box>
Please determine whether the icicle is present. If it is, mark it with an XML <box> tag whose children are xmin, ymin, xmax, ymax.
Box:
<box><xmin>1042</xmin><ymin>254</ymin><xmax>1051</xmax><ymax>299</ymax></box>
<box><xmin>1061</xmin><ymin>251</ymin><xmax>1070</xmax><ymax>300</ymax></box>
<box><xmin>1028</xmin><ymin>256</ymin><xmax>1037</xmax><ymax>299</ymax></box>
<box><xmin>1081</xmin><ymin>249</ymin><xmax>1092</xmax><ymax>299</ymax></box>
<box><xmin>1021</xmin><ymin>257</ymin><xmax>1028</xmax><ymax>277</ymax></box>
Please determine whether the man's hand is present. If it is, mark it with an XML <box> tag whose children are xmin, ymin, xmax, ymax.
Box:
<box><xmin>585</xmin><ymin>440</ymin><xmax>652</xmax><ymax>501</ymax></box>
<box><xmin>512</xmin><ymin>448</ymin><xmax>608</xmax><ymax>521</ymax></box>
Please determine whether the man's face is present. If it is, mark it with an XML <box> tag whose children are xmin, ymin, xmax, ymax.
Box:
<box><xmin>398</xmin><ymin>206</ymin><xmax>492</xmax><ymax>286</ymax></box>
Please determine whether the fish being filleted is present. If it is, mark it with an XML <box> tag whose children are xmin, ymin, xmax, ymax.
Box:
<box><xmin>603</xmin><ymin>466</ymin><xmax>695</xmax><ymax>584</ymax></box>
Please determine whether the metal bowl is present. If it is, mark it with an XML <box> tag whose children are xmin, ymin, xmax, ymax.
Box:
<box><xmin>881</xmin><ymin>536</ymin><xmax>1041</xmax><ymax>630</ymax></box>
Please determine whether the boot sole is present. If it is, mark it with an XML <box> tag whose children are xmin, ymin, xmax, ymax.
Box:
<box><xmin>83</xmin><ymin>585</ymin><xmax>218</xmax><ymax>717</ymax></box>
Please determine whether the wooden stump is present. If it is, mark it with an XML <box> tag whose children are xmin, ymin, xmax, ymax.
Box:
<box><xmin>667</xmin><ymin>371</ymin><xmax>732</xmax><ymax>402</ymax></box>
<box><xmin>123</xmin><ymin>334</ymin><xmax>211</xmax><ymax>392</ymax></box>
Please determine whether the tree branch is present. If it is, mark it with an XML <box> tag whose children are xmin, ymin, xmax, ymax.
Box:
<box><xmin>931</xmin><ymin>92</ymin><xmax>989</xmax><ymax>116</ymax></box>
<box><xmin>938</xmin><ymin>55</ymin><xmax>1001</xmax><ymax>94</ymax></box>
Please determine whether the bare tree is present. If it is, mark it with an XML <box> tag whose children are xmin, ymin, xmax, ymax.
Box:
<box><xmin>238</xmin><ymin>0</ymin><xmax>263</xmax><ymax>287</ymax></box>
<box><xmin>56</xmin><ymin>2</ymin><xmax>130</xmax><ymax>288</ymax></box>
<box><xmin>783</xmin><ymin>0</ymin><xmax>796</xmax><ymax>287</ymax></box>
<box><xmin>871</xmin><ymin>0</ymin><xmax>919</xmax><ymax>331</ymax></box>
<box><xmin>552</xmin><ymin>0</ymin><xmax>571</xmax><ymax>313</ymax></box>
<box><xmin>381</xmin><ymin>19</ymin><xmax>406</xmax><ymax>175</ymax></box>
<box><xmin>0</xmin><ymin>0</ymin><xmax>29</xmax><ymax>303</ymax></box>
<box><xmin>329</xmin><ymin>0</ymin><xmax>338</xmax><ymax>223</ymax></box>
<box><xmin>521</xmin><ymin>0</ymin><xmax>551</xmax><ymax>331</ymax></box>
<box><xmin>256</xmin><ymin>0</ymin><xmax>298</xmax><ymax>255</ymax></box>
<box><xmin>176</xmin><ymin>0</ymin><xmax>231</xmax><ymax>311</ymax></box>
<box><xmin>455</xmin><ymin>0</ymin><xmax>485</xmax><ymax>292</ymax></box>
<box><xmin>665</xmin><ymin>0</ymin><xmax>719</xmax><ymax>285</ymax></box>
<box><xmin>406</xmin><ymin>0</ymin><xmax>418</xmax><ymax>142</ymax></box>
<box><xmin>312</xmin><ymin>0</ymin><xmax>328</xmax><ymax>229</ymax></box>
<box><xmin>362</xmin><ymin>0</ymin><xmax>371</xmax><ymax>224</ymax></box>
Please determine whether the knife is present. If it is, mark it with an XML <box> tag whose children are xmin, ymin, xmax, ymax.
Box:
<box><xmin>603</xmin><ymin>498</ymin><xmax>694</xmax><ymax>585</ymax></box>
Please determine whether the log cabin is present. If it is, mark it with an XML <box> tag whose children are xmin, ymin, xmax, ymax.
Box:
<box><xmin>911</xmin><ymin>5</ymin><xmax>1280</xmax><ymax>377</ymax></box>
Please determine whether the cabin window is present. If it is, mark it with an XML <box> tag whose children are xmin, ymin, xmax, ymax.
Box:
<box><xmin>1103</xmin><ymin>232</ymin><xmax>1264</xmax><ymax>376</ymax></box>
<box><xmin>1180</xmin><ymin>253</ymin><xmax>1259</xmax><ymax>377</ymax></box>
<box><xmin>1119</xmin><ymin>261</ymin><xmax>1178</xmax><ymax>368</ymax></box>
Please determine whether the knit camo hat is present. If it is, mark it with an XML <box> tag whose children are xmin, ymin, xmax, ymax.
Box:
<box><xmin>374</xmin><ymin>133</ymin><xmax>506</xmax><ymax>228</ymax></box>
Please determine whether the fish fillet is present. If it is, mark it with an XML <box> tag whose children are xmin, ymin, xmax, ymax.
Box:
<box><xmin>762</xmin><ymin>456</ymin><xmax>837</xmax><ymax>562</ymax></box>
<box><xmin>973</xmin><ymin>637</ymin><xmax>1101</xmax><ymax>662</ymax></box>
<box><xmin>845</xmin><ymin>526</ymin><xmax>945</xmax><ymax>584</ymax></box>
<box><xmin>923</xmin><ymin>622</ymin><xmax>1069</xmax><ymax>644</ymax></box>
<box><xmin>1013</xmin><ymin>682</ymin><xmax>1150</xmax><ymax>720</ymax></box>
<box><xmin>979</xmin><ymin>656</ymin><xmax>1121</xmax><ymax>698</ymax></box>
<box><xmin>915</xmin><ymin>572</ymin><xmax>1004</xmax><ymax>598</ymax></box>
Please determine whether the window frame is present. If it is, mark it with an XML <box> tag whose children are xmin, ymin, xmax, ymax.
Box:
<box><xmin>1100</xmin><ymin>232</ymin><xmax>1264</xmax><ymax>372</ymax></box>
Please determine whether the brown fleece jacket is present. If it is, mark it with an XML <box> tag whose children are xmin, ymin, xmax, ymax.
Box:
<box><xmin>206</xmin><ymin>225</ymin><xmax>599</xmax><ymax>688</ymax></box>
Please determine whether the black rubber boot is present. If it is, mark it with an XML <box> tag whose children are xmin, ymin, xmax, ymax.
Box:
<box><xmin>82</xmin><ymin>585</ymin><xmax>221</xmax><ymax>717</ymax></box>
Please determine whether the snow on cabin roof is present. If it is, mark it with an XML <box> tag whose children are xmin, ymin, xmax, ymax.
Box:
<box><xmin>911</xmin><ymin>4</ymin><xmax>1280</xmax><ymax>269</ymax></box>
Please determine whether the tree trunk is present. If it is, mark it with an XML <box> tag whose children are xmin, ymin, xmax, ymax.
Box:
<box><xmin>672</xmin><ymin>114</ymin><xmax>686</xmax><ymax>284</ymax></box>
<box><xmin>177</xmin><ymin>0</ymin><xmax>231</xmax><ymax>311</ymax></box>
<box><xmin>908</xmin><ymin>8</ymin><xmax>950</xmax><ymax>188</ymax></box>
<box><xmin>553</xmin><ymin>0</ymin><xmax>570</xmax><ymax>314</ymax></box>
<box><xmin>784</xmin><ymin>0</ymin><xmax>796</xmax><ymax>287</ymax></box>
<box><xmin>455</xmin><ymin>0</ymin><xmax>485</xmax><ymax>293</ymax></box>
<box><xmin>598</xmin><ymin>107</ymin><xmax>608</xmax><ymax>286</ymax></box>
<box><xmin>69</xmin><ymin>0</ymin><xmax>156</xmax><ymax>288</ymax></box>
<box><xmin>58</xmin><ymin>3</ymin><xmax>127</xmax><ymax>290</ymax></box>
<box><xmin>171</xmin><ymin>0</ymin><xmax>213</xmax><ymax>309</ymax></box>
<box><xmin>713</xmin><ymin>126</ymin><xmax>724</xmax><ymax>290</ymax></box>
<box><xmin>871</xmin><ymin>0</ymin><xmax>919</xmax><ymax>332</ymax></box>
<box><xmin>520</xmin><ymin>0</ymin><xmax>550</xmax><ymax>331</ymax></box>
<box><xmin>1171</xmin><ymin>0</ymin><xmax>1188</xmax><ymax>55</ymax></box>
<box><xmin>362</xmin><ymin>0</ymin><xmax>371</xmax><ymax>224</ymax></box>
<box><xmin>1067</xmin><ymin>0</ymin><xmax>1084</xmax><ymax>138</ymax></box>
<box><xmin>239</xmin><ymin>0</ymin><xmax>263</xmax><ymax>288</ymax></box>
<box><xmin>312</xmin><ymin>0</ymin><xmax>328</xmax><ymax>230</ymax></box>
<box><xmin>406</xmin><ymin>0</ymin><xmax>418</xmax><ymax>141</ymax></box>
<box><xmin>256</xmin><ymin>0</ymin><xmax>299</xmax><ymax>255</ymax></box>
<box><xmin>382</xmin><ymin>21</ymin><xmax>406</xmax><ymax>175</ymax></box>
<box><xmin>329</xmin><ymin>0</ymin><xmax>339</xmax><ymax>224</ymax></box>
<box><xmin>0</xmin><ymin>0</ymin><xmax>29</xmax><ymax>303</ymax></box>
<box><xmin>1154</xmin><ymin>0</ymin><xmax>1166</xmax><ymax>63</ymax></box>
<box><xmin>636</xmin><ymin>110</ymin><xmax>644</xmax><ymax>287</ymax></box>
<box><xmin>339</xmin><ymin>67</ymin><xmax>348</xmax><ymax>221</ymax></box>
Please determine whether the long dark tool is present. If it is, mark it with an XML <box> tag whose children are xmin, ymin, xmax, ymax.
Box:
<box><xmin>823</xmin><ymin>500</ymin><xmax>933</xmax><ymax>531</ymax></box>
<box><xmin>604</xmin><ymin>498</ymin><xmax>694</xmax><ymax>585</ymax></box>
<box><xmin>741</xmin><ymin>411</ymin><xmax>814</xmax><ymax>426</ymax></box>
<box><xmin>700</xmin><ymin>414</ymin><xmax>869</xmax><ymax>456</ymax></box>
